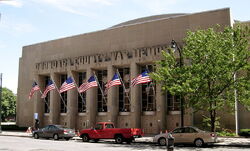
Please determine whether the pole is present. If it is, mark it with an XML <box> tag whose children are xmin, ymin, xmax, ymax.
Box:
<box><xmin>70</xmin><ymin>74</ymin><xmax>86</xmax><ymax>105</ymax></box>
<box><xmin>116</xmin><ymin>70</ymin><xmax>131</xmax><ymax>110</ymax></box>
<box><xmin>93</xmin><ymin>72</ymin><xmax>107</xmax><ymax>104</ymax></box>
<box><xmin>233</xmin><ymin>55</ymin><xmax>239</xmax><ymax>136</ymax></box>
<box><xmin>171</xmin><ymin>40</ymin><xmax>184</xmax><ymax>127</ymax></box>
<box><xmin>50</xmin><ymin>77</ymin><xmax>67</xmax><ymax>108</ymax></box>
<box><xmin>0</xmin><ymin>73</ymin><xmax>2</xmax><ymax>133</ymax></box>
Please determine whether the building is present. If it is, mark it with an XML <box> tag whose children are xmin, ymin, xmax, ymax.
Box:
<box><xmin>17</xmin><ymin>8</ymin><xmax>250</xmax><ymax>134</ymax></box>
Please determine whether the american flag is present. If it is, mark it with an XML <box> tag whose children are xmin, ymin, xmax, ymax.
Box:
<box><xmin>131</xmin><ymin>70</ymin><xmax>151</xmax><ymax>86</ymax></box>
<box><xmin>59</xmin><ymin>77</ymin><xmax>76</xmax><ymax>93</ymax></box>
<box><xmin>41</xmin><ymin>80</ymin><xmax>55</xmax><ymax>98</ymax></box>
<box><xmin>105</xmin><ymin>73</ymin><xmax>121</xmax><ymax>92</ymax></box>
<box><xmin>78</xmin><ymin>75</ymin><xmax>98</xmax><ymax>93</ymax></box>
<box><xmin>28</xmin><ymin>82</ymin><xmax>40</xmax><ymax>100</ymax></box>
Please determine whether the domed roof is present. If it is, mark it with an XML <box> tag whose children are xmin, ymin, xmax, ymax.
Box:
<box><xmin>110</xmin><ymin>13</ymin><xmax>186</xmax><ymax>28</ymax></box>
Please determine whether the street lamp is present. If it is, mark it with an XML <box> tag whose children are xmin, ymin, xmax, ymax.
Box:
<box><xmin>171</xmin><ymin>40</ymin><xmax>184</xmax><ymax>128</ymax></box>
<box><xmin>0</xmin><ymin>73</ymin><xmax>2</xmax><ymax>133</ymax></box>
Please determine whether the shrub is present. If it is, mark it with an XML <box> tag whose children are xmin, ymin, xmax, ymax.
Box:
<box><xmin>239</xmin><ymin>129</ymin><xmax>250</xmax><ymax>137</ymax></box>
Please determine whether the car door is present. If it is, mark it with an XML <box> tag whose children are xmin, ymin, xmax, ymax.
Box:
<box><xmin>171</xmin><ymin>128</ymin><xmax>185</xmax><ymax>143</ymax></box>
<box><xmin>41</xmin><ymin>126</ymin><xmax>50</xmax><ymax>138</ymax></box>
<box><xmin>91</xmin><ymin>124</ymin><xmax>103</xmax><ymax>139</ymax></box>
<box><xmin>102</xmin><ymin>123</ymin><xmax>114</xmax><ymax>138</ymax></box>
<box><xmin>48</xmin><ymin>125</ymin><xmax>57</xmax><ymax>138</ymax></box>
<box><xmin>181</xmin><ymin>127</ymin><xmax>198</xmax><ymax>143</ymax></box>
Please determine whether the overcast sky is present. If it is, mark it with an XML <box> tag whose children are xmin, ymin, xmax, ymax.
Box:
<box><xmin>0</xmin><ymin>0</ymin><xmax>250</xmax><ymax>93</ymax></box>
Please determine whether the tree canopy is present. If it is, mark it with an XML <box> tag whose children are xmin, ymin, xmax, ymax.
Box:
<box><xmin>1</xmin><ymin>87</ymin><xmax>16</xmax><ymax>122</ymax></box>
<box><xmin>151</xmin><ymin>25</ymin><xmax>250</xmax><ymax>132</ymax></box>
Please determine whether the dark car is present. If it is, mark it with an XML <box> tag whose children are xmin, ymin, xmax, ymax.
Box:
<box><xmin>33</xmin><ymin>125</ymin><xmax>75</xmax><ymax>140</ymax></box>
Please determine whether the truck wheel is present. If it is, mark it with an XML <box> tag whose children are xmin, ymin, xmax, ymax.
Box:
<box><xmin>126</xmin><ymin>139</ymin><xmax>132</xmax><ymax>144</ymax></box>
<box><xmin>82</xmin><ymin>134</ymin><xmax>90</xmax><ymax>142</ymax></box>
<box><xmin>115</xmin><ymin>135</ymin><xmax>123</xmax><ymax>144</ymax></box>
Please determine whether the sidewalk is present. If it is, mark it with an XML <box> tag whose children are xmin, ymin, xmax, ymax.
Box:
<box><xmin>1</xmin><ymin>131</ymin><xmax>250</xmax><ymax>146</ymax></box>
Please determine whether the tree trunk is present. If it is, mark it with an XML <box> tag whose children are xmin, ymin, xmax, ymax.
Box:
<box><xmin>209</xmin><ymin>102</ymin><xmax>216</xmax><ymax>132</ymax></box>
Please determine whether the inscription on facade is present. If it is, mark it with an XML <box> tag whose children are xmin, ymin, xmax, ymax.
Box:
<box><xmin>35</xmin><ymin>45</ymin><xmax>167</xmax><ymax>71</ymax></box>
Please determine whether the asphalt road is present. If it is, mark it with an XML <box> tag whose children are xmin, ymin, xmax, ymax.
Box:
<box><xmin>0</xmin><ymin>136</ymin><xmax>250</xmax><ymax>151</ymax></box>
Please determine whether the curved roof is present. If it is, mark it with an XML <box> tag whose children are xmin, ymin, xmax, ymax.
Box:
<box><xmin>110</xmin><ymin>13</ymin><xmax>187</xmax><ymax>29</ymax></box>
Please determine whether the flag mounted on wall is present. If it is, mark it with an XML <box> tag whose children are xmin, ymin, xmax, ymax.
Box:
<box><xmin>59</xmin><ymin>77</ymin><xmax>76</xmax><ymax>93</ymax></box>
<box><xmin>29</xmin><ymin>82</ymin><xmax>40</xmax><ymax>100</ymax></box>
<box><xmin>131</xmin><ymin>70</ymin><xmax>151</xmax><ymax>86</ymax></box>
<box><xmin>105</xmin><ymin>73</ymin><xmax>121</xmax><ymax>92</ymax></box>
<box><xmin>78</xmin><ymin>75</ymin><xmax>98</xmax><ymax>93</ymax></box>
<box><xmin>41</xmin><ymin>80</ymin><xmax>55</xmax><ymax>98</ymax></box>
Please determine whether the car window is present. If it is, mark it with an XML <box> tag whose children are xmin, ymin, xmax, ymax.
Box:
<box><xmin>43</xmin><ymin>126</ymin><xmax>50</xmax><ymax>130</ymax></box>
<box><xmin>95</xmin><ymin>124</ymin><xmax>103</xmax><ymax>130</ymax></box>
<box><xmin>173</xmin><ymin>128</ymin><xmax>184</xmax><ymax>133</ymax></box>
<box><xmin>49</xmin><ymin>125</ymin><xmax>57</xmax><ymax>130</ymax></box>
<box><xmin>184</xmin><ymin>127</ymin><xmax>197</xmax><ymax>133</ymax></box>
<box><xmin>105</xmin><ymin>124</ymin><xmax>114</xmax><ymax>128</ymax></box>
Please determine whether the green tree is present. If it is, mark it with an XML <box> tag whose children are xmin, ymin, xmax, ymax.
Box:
<box><xmin>1</xmin><ymin>88</ymin><xmax>16</xmax><ymax>121</ymax></box>
<box><xmin>151</xmin><ymin>25</ymin><xmax>250</xmax><ymax>132</ymax></box>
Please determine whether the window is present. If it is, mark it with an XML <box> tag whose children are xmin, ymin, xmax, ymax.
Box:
<box><xmin>105</xmin><ymin>124</ymin><xmax>114</xmax><ymax>128</ymax></box>
<box><xmin>97</xmin><ymin>70</ymin><xmax>107</xmax><ymax>112</ymax></box>
<box><xmin>44</xmin><ymin>76</ymin><xmax>50</xmax><ymax>113</ymax></box>
<box><xmin>141</xmin><ymin>65</ymin><xmax>156</xmax><ymax>111</ymax></box>
<box><xmin>95</xmin><ymin>124</ymin><xmax>103</xmax><ymax>130</ymax></box>
<box><xmin>173</xmin><ymin>128</ymin><xmax>184</xmax><ymax>133</ymax></box>
<box><xmin>60</xmin><ymin>74</ymin><xmax>67</xmax><ymax>113</ymax></box>
<box><xmin>167</xmin><ymin>91</ymin><xmax>180</xmax><ymax>111</ymax></box>
<box><xmin>184</xmin><ymin>127</ymin><xmax>197</xmax><ymax>133</ymax></box>
<box><xmin>78</xmin><ymin>72</ymin><xmax>86</xmax><ymax>113</ymax></box>
<box><xmin>118</xmin><ymin>68</ymin><xmax>130</xmax><ymax>112</ymax></box>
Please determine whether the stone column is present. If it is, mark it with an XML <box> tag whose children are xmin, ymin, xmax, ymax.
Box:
<box><xmin>86</xmin><ymin>68</ymin><xmax>97</xmax><ymax>128</ymax></box>
<box><xmin>33</xmin><ymin>75</ymin><xmax>44</xmax><ymax>127</ymax></box>
<box><xmin>156</xmin><ymin>84</ymin><xmax>166</xmax><ymax>133</ymax></box>
<box><xmin>67</xmin><ymin>71</ymin><xmax>78</xmax><ymax>129</ymax></box>
<box><xmin>107</xmin><ymin>65</ymin><xmax>119</xmax><ymax>125</ymax></box>
<box><xmin>49</xmin><ymin>73</ymin><xmax>60</xmax><ymax>125</ymax></box>
<box><xmin>130</xmin><ymin>63</ymin><xmax>141</xmax><ymax>128</ymax></box>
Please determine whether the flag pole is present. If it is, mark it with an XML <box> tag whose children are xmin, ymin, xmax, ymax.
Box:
<box><xmin>69</xmin><ymin>73</ymin><xmax>86</xmax><ymax>105</ymax></box>
<box><xmin>32</xmin><ymin>79</ymin><xmax>50</xmax><ymax>109</ymax></box>
<box><xmin>116</xmin><ymin>70</ymin><xmax>131</xmax><ymax>110</ymax></box>
<box><xmin>50</xmin><ymin>77</ymin><xmax>67</xmax><ymax>108</ymax></box>
<box><xmin>93</xmin><ymin>72</ymin><xmax>107</xmax><ymax>103</ymax></box>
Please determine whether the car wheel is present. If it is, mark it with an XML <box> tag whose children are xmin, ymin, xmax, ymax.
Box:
<box><xmin>53</xmin><ymin>134</ymin><xmax>59</xmax><ymax>140</ymax></box>
<box><xmin>115</xmin><ymin>135</ymin><xmax>123</xmax><ymax>144</ymax></box>
<box><xmin>82</xmin><ymin>134</ymin><xmax>89</xmax><ymax>142</ymax></box>
<box><xmin>34</xmin><ymin>133</ymin><xmax>39</xmax><ymax>139</ymax></box>
<box><xmin>194</xmin><ymin>138</ymin><xmax>204</xmax><ymax>147</ymax></box>
<box><xmin>158</xmin><ymin>137</ymin><xmax>166</xmax><ymax>146</ymax></box>
<box><xmin>65</xmin><ymin>138</ymin><xmax>70</xmax><ymax>141</ymax></box>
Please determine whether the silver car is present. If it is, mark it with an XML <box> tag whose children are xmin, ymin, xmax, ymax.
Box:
<box><xmin>33</xmin><ymin>125</ymin><xmax>75</xmax><ymax>140</ymax></box>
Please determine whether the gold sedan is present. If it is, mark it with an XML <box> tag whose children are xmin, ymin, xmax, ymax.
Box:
<box><xmin>171</xmin><ymin>126</ymin><xmax>217</xmax><ymax>147</ymax></box>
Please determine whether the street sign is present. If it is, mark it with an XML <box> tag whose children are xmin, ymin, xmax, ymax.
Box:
<box><xmin>34</xmin><ymin>113</ymin><xmax>38</xmax><ymax>120</ymax></box>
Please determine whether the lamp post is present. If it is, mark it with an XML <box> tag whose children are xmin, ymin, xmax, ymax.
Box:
<box><xmin>0</xmin><ymin>73</ymin><xmax>2</xmax><ymax>133</ymax></box>
<box><xmin>171</xmin><ymin>40</ymin><xmax>184</xmax><ymax>128</ymax></box>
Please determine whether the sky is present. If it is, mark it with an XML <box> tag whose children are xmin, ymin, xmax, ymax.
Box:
<box><xmin>0</xmin><ymin>0</ymin><xmax>250</xmax><ymax>94</ymax></box>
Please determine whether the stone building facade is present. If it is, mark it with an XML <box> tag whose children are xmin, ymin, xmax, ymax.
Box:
<box><xmin>16</xmin><ymin>8</ymin><xmax>249</xmax><ymax>134</ymax></box>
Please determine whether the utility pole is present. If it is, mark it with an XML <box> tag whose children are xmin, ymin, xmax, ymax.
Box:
<box><xmin>0</xmin><ymin>73</ymin><xmax>2</xmax><ymax>133</ymax></box>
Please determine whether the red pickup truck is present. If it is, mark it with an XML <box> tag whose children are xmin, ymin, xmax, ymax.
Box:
<box><xmin>79</xmin><ymin>122</ymin><xmax>143</xmax><ymax>144</ymax></box>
